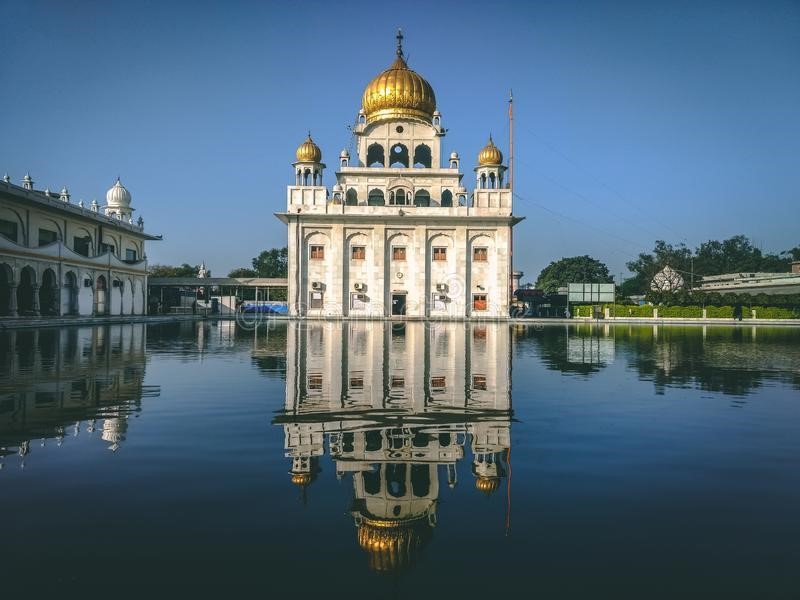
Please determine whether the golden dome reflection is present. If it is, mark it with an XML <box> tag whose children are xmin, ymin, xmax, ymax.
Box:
<box><xmin>290</xmin><ymin>472</ymin><xmax>314</xmax><ymax>486</ymax></box>
<box><xmin>361</xmin><ymin>30</ymin><xmax>436</xmax><ymax>124</ymax></box>
<box><xmin>475</xmin><ymin>476</ymin><xmax>501</xmax><ymax>496</ymax></box>
<box><xmin>357</xmin><ymin>516</ymin><xmax>433</xmax><ymax>573</ymax></box>
<box><xmin>477</xmin><ymin>136</ymin><xmax>503</xmax><ymax>166</ymax></box>
<box><xmin>295</xmin><ymin>134</ymin><xmax>322</xmax><ymax>163</ymax></box>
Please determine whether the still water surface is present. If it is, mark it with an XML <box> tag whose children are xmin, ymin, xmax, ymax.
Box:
<box><xmin>1</xmin><ymin>321</ymin><xmax>798</xmax><ymax>597</ymax></box>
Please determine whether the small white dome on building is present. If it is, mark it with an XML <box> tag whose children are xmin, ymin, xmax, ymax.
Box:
<box><xmin>450</xmin><ymin>152</ymin><xmax>459</xmax><ymax>160</ymax></box>
<box><xmin>333</xmin><ymin>183</ymin><xmax>343</xmax><ymax>192</ymax></box>
<box><xmin>106</xmin><ymin>177</ymin><xmax>132</xmax><ymax>207</ymax></box>
<box><xmin>340</xmin><ymin>149</ymin><xmax>350</xmax><ymax>158</ymax></box>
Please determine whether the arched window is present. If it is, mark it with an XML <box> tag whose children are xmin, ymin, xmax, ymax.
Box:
<box><xmin>413</xmin><ymin>144</ymin><xmax>431</xmax><ymax>168</ymax></box>
<box><xmin>368</xmin><ymin>188</ymin><xmax>385</xmax><ymax>206</ymax></box>
<box><xmin>489</xmin><ymin>172</ymin><xmax>496</xmax><ymax>189</ymax></box>
<box><xmin>480</xmin><ymin>173</ymin><xmax>487</xmax><ymax>189</ymax></box>
<box><xmin>441</xmin><ymin>190</ymin><xmax>453</xmax><ymax>207</ymax></box>
<box><xmin>386</xmin><ymin>463</ymin><xmax>407</xmax><ymax>498</ymax></box>
<box><xmin>389</xmin><ymin>189</ymin><xmax>408</xmax><ymax>206</ymax></box>
<box><xmin>389</xmin><ymin>144</ymin><xmax>409</xmax><ymax>168</ymax></box>
<box><xmin>367</xmin><ymin>143</ymin><xmax>385</xmax><ymax>167</ymax></box>
<box><xmin>413</xmin><ymin>190</ymin><xmax>430</xmax><ymax>207</ymax></box>
<box><xmin>303</xmin><ymin>169</ymin><xmax>311</xmax><ymax>186</ymax></box>
<box><xmin>411</xmin><ymin>464</ymin><xmax>430</xmax><ymax>497</ymax></box>
<box><xmin>346</xmin><ymin>188</ymin><xmax>358</xmax><ymax>205</ymax></box>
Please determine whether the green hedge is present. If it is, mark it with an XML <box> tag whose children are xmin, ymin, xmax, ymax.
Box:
<box><xmin>750</xmin><ymin>306</ymin><xmax>799</xmax><ymax>319</ymax></box>
<box><xmin>657</xmin><ymin>305</ymin><xmax>703</xmax><ymax>318</ymax></box>
<box><xmin>571</xmin><ymin>304</ymin><xmax>799</xmax><ymax>319</ymax></box>
<box><xmin>705</xmin><ymin>306</ymin><xmax>733</xmax><ymax>318</ymax></box>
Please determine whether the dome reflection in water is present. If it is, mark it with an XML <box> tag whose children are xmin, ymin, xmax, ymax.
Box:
<box><xmin>276</xmin><ymin>321</ymin><xmax>511</xmax><ymax>573</ymax></box>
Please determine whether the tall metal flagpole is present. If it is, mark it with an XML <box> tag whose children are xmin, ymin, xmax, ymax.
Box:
<box><xmin>508</xmin><ymin>90</ymin><xmax>514</xmax><ymax>305</ymax></box>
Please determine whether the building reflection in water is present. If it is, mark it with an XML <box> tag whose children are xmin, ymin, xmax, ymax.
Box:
<box><xmin>274</xmin><ymin>321</ymin><xmax>512</xmax><ymax>573</ymax></box>
<box><xmin>0</xmin><ymin>324</ymin><xmax>159</xmax><ymax>469</ymax></box>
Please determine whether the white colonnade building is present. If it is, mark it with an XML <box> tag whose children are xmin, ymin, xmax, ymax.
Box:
<box><xmin>0</xmin><ymin>174</ymin><xmax>160</xmax><ymax>317</ymax></box>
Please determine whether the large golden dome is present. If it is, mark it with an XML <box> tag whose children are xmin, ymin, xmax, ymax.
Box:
<box><xmin>295</xmin><ymin>134</ymin><xmax>322</xmax><ymax>163</ymax></box>
<box><xmin>361</xmin><ymin>33</ymin><xmax>436</xmax><ymax>124</ymax></box>
<box><xmin>478</xmin><ymin>136</ymin><xmax>503</xmax><ymax>166</ymax></box>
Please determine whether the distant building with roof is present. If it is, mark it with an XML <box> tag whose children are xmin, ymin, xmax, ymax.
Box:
<box><xmin>0</xmin><ymin>172</ymin><xmax>160</xmax><ymax>317</ymax></box>
<box><xmin>694</xmin><ymin>263</ymin><xmax>800</xmax><ymax>296</ymax></box>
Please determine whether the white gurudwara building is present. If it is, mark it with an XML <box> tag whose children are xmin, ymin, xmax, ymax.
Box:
<box><xmin>0</xmin><ymin>173</ymin><xmax>159</xmax><ymax>317</ymax></box>
<box><xmin>276</xmin><ymin>32</ymin><xmax>523</xmax><ymax>318</ymax></box>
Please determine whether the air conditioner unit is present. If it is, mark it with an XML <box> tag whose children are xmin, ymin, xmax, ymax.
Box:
<box><xmin>83</xmin><ymin>278</ymin><xmax>93</xmax><ymax>287</ymax></box>
<box><xmin>311</xmin><ymin>281</ymin><xmax>323</xmax><ymax>291</ymax></box>
<box><xmin>357</xmin><ymin>294</ymin><xmax>367</xmax><ymax>301</ymax></box>
<box><xmin>354</xmin><ymin>282</ymin><xmax>365</xmax><ymax>291</ymax></box>
<box><xmin>436</xmin><ymin>283</ymin><xmax>448</xmax><ymax>292</ymax></box>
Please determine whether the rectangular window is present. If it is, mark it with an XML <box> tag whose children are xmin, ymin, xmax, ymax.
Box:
<box><xmin>99</xmin><ymin>242</ymin><xmax>115</xmax><ymax>255</ymax></box>
<box><xmin>38</xmin><ymin>228</ymin><xmax>58</xmax><ymax>246</ymax></box>
<box><xmin>473</xmin><ymin>294</ymin><xmax>488</xmax><ymax>311</ymax></box>
<box><xmin>308</xmin><ymin>373</ymin><xmax>323</xmax><ymax>390</ymax></box>
<box><xmin>473</xmin><ymin>247</ymin><xmax>488</xmax><ymax>262</ymax></box>
<box><xmin>431</xmin><ymin>376</ymin><xmax>446</xmax><ymax>389</ymax></box>
<box><xmin>432</xmin><ymin>247</ymin><xmax>447</xmax><ymax>261</ymax></box>
<box><xmin>0</xmin><ymin>219</ymin><xmax>18</xmax><ymax>243</ymax></box>
<box><xmin>310</xmin><ymin>291</ymin><xmax>323</xmax><ymax>309</ymax></box>
<box><xmin>472</xmin><ymin>375</ymin><xmax>487</xmax><ymax>391</ymax></box>
<box><xmin>310</xmin><ymin>245</ymin><xmax>324</xmax><ymax>259</ymax></box>
<box><xmin>125</xmin><ymin>248</ymin><xmax>138</xmax><ymax>262</ymax></box>
<box><xmin>349</xmin><ymin>375</ymin><xmax>364</xmax><ymax>389</ymax></box>
<box><xmin>392</xmin><ymin>246</ymin><xmax>406</xmax><ymax>261</ymax></box>
<box><xmin>391</xmin><ymin>376</ymin><xmax>405</xmax><ymax>389</ymax></box>
<box><xmin>351</xmin><ymin>246</ymin><xmax>365</xmax><ymax>260</ymax></box>
<box><xmin>73</xmin><ymin>236</ymin><xmax>91</xmax><ymax>256</ymax></box>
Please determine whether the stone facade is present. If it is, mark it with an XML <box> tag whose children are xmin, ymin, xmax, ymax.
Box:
<box><xmin>0</xmin><ymin>175</ymin><xmax>159</xmax><ymax>317</ymax></box>
<box><xmin>276</xmin><ymin>36</ymin><xmax>522</xmax><ymax>319</ymax></box>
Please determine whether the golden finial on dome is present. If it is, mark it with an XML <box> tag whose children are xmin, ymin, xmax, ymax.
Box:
<box><xmin>361</xmin><ymin>30</ymin><xmax>437</xmax><ymax>124</ymax></box>
<box><xmin>295</xmin><ymin>133</ymin><xmax>322</xmax><ymax>163</ymax></box>
<box><xmin>475</xmin><ymin>475</ymin><xmax>501</xmax><ymax>495</ymax></box>
<box><xmin>477</xmin><ymin>135</ymin><xmax>503</xmax><ymax>166</ymax></box>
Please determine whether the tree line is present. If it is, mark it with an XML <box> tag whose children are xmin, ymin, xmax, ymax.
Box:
<box><xmin>533</xmin><ymin>235</ymin><xmax>799</xmax><ymax>302</ymax></box>
<box><xmin>149</xmin><ymin>247</ymin><xmax>288</xmax><ymax>279</ymax></box>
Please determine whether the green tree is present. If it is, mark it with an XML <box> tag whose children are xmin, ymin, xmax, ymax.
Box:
<box><xmin>785</xmin><ymin>246</ymin><xmax>800</xmax><ymax>261</ymax></box>
<box><xmin>252</xmin><ymin>247</ymin><xmax>288</xmax><ymax>278</ymax></box>
<box><xmin>148</xmin><ymin>263</ymin><xmax>198</xmax><ymax>277</ymax></box>
<box><xmin>534</xmin><ymin>255</ymin><xmax>612</xmax><ymax>293</ymax></box>
<box><xmin>228</xmin><ymin>267</ymin><xmax>257</xmax><ymax>278</ymax></box>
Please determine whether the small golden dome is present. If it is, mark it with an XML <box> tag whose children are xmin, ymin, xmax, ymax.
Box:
<box><xmin>361</xmin><ymin>32</ymin><xmax>436</xmax><ymax>124</ymax></box>
<box><xmin>478</xmin><ymin>136</ymin><xmax>503</xmax><ymax>166</ymax></box>
<box><xmin>291</xmin><ymin>472</ymin><xmax>313</xmax><ymax>486</ymax></box>
<box><xmin>296</xmin><ymin>134</ymin><xmax>322</xmax><ymax>163</ymax></box>
<box><xmin>357</xmin><ymin>517</ymin><xmax>432</xmax><ymax>573</ymax></box>
<box><xmin>475</xmin><ymin>476</ymin><xmax>501</xmax><ymax>496</ymax></box>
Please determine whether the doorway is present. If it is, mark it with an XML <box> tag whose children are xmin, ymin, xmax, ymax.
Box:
<box><xmin>391</xmin><ymin>293</ymin><xmax>407</xmax><ymax>316</ymax></box>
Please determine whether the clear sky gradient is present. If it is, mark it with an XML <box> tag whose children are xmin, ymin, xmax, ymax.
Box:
<box><xmin>1</xmin><ymin>0</ymin><xmax>798</xmax><ymax>282</ymax></box>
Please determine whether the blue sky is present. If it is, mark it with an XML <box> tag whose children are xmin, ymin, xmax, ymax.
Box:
<box><xmin>1</xmin><ymin>0</ymin><xmax>798</xmax><ymax>282</ymax></box>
